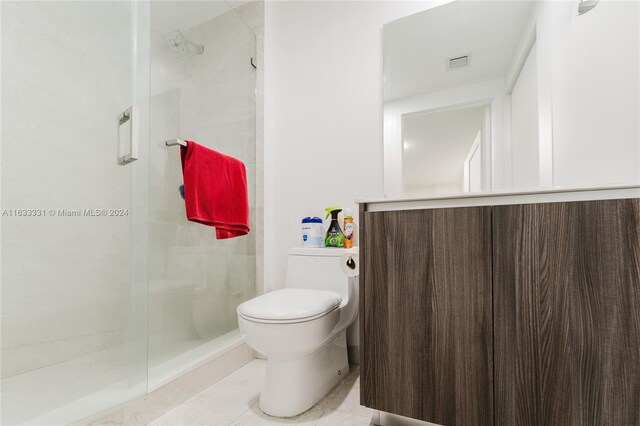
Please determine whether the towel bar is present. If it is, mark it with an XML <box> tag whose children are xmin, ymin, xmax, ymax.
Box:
<box><xmin>165</xmin><ymin>139</ymin><xmax>187</xmax><ymax>147</ymax></box>
<box><xmin>166</xmin><ymin>139</ymin><xmax>248</xmax><ymax>171</ymax></box>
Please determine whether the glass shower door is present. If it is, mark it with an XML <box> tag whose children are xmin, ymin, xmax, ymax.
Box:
<box><xmin>147</xmin><ymin>1</ymin><xmax>257</xmax><ymax>387</ymax></box>
<box><xmin>1</xmin><ymin>1</ymin><xmax>150</xmax><ymax>424</ymax></box>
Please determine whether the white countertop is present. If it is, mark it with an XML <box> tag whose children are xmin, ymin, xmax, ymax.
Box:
<box><xmin>357</xmin><ymin>184</ymin><xmax>640</xmax><ymax>212</ymax></box>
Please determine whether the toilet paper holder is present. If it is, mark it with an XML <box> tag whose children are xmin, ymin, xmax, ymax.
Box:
<box><xmin>340</xmin><ymin>249</ymin><xmax>359</xmax><ymax>277</ymax></box>
<box><xmin>346</xmin><ymin>257</ymin><xmax>356</xmax><ymax>270</ymax></box>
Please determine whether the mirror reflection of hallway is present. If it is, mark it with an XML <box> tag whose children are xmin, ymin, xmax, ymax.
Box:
<box><xmin>402</xmin><ymin>105</ymin><xmax>488</xmax><ymax>195</ymax></box>
<box><xmin>383</xmin><ymin>0</ymin><xmax>640</xmax><ymax>197</ymax></box>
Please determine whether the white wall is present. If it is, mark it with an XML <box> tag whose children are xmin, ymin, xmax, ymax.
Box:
<box><xmin>550</xmin><ymin>0</ymin><xmax>640</xmax><ymax>187</ymax></box>
<box><xmin>264</xmin><ymin>0</ymin><xmax>640</xmax><ymax>349</ymax></box>
<box><xmin>465</xmin><ymin>129</ymin><xmax>483</xmax><ymax>193</ymax></box>
<box><xmin>264</xmin><ymin>1</ymin><xmax>448</xmax><ymax>347</ymax></box>
<box><xmin>510</xmin><ymin>44</ymin><xmax>540</xmax><ymax>189</ymax></box>
<box><xmin>507</xmin><ymin>0</ymin><xmax>640</xmax><ymax>188</ymax></box>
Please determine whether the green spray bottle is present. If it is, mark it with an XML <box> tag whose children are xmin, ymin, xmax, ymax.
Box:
<box><xmin>324</xmin><ymin>206</ymin><xmax>345</xmax><ymax>247</ymax></box>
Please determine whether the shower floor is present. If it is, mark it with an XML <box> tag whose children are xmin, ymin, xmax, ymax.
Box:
<box><xmin>1</xmin><ymin>344</ymin><xmax>145</xmax><ymax>425</ymax></box>
<box><xmin>2</xmin><ymin>330</ymin><xmax>243</xmax><ymax>425</ymax></box>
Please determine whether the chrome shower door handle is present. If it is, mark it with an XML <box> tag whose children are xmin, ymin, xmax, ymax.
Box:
<box><xmin>118</xmin><ymin>106</ymin><xmax>139</xmax><ymax>165</ymax></box>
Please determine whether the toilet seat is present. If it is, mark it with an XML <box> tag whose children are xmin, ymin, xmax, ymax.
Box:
<box><xmin>237</xmin><ymin>288</ymin><xmax>342</xmax><ymax>324</ymax></box>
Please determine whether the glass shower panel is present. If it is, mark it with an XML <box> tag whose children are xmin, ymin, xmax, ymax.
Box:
<box><xmin>148</xmin><ymin>2</ymin><xmax>256</xmax><ymax>385</ymax></box>
<box><xmin>0</xmin><ymin>1</ymin><xmax>149</xmax><ymax>424</ymax></box>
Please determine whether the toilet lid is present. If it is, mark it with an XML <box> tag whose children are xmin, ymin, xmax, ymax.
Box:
<box><xmin>237</xmin><ymin>288</ymin><xmax>342</xmax><ymax>322</ymax></box>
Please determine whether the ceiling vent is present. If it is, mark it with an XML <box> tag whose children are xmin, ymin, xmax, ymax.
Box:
<box><xmin>447</xmin><ymin>55</ymin><xmax>470</xmax><ymax>71</ymax></box>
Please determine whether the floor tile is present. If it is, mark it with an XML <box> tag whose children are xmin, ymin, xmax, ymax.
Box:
<box><xmin>231</xmin><ymin>403</ymin><xmax>323</xmax><ymax>425</ymax></box>
<box><xmin>326</xmin><ymin>370</ymin><xmax>371</xmax><ymax>418</ymax></box>
<box><xmin>316</xmin><ymin>409</ymin><xmax>372</xmax><ymax>426</ymax></box>
<box><xmin>218</xmin><ymin>359</ymin><xmax>266</xmax><ymax>386</ymax></box>
<box><xmin>150</xmin><ymin>360</ymin><xmax>265</xmax><ymax>426</ymax></box>
<box><xmin>149</xmin><ymin>359</ymin><xmax>372</xmax><ymax>426</ymax></box>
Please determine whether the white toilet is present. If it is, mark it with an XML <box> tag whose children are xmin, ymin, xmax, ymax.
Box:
<box><xmin>237</xmin><ymin>247</ymin><xmax>359</xmax><ymax>418</ymax></box>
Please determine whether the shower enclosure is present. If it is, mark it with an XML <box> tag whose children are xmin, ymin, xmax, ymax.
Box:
<box><xmin>1</xmin><ymin>1</ymin><xmax>257</xmax><ymax>424</ymax></box>
<box><xmin>147</xmin><ymin>1</ymin><xmax>257</xmax><ymax>390</ymax></box>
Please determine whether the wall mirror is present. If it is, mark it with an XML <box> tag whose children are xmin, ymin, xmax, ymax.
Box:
<box><xmin>383</xmin><ymin>0</ymin><xmax>640</xmax><ymax>198</ymax></box>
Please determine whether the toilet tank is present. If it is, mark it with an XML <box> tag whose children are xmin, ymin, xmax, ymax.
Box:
<box><xmin>285</xmin><ymin>247</ymin><xmax>352</xmax><ymax>300</ymax></box>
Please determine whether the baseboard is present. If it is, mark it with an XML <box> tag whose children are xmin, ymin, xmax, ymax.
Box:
<box><xmin>377</xmin><ymin>411</ymin><xmax>441</xmax><ymax>426</ymax></box>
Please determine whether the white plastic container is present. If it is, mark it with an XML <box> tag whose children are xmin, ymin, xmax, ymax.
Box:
<box><xmin>301</xmin><ymin>216</ymin><xmax>324</xmax><ymax>248</ymax></box>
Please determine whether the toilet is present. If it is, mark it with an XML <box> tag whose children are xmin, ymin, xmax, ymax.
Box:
<box><xmin>237</xmin><ymin>247</ymin><xmax>359</xmax><ymax>418</ymax></box>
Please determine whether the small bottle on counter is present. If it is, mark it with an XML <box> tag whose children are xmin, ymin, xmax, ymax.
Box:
<box><xmin>343</xmin><ymin>208</ymin><xmax>354</xmax><ymax>248</ymax></box>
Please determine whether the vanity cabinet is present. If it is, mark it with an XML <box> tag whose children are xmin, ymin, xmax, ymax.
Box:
<box><xmin>360</xmin><ymin>207</ymin><xmax>494</xmax><ymax>426</ymax></box>
<box><xmin>493</xmin><ymin>200</ymin><xmax>640</xmax><ymax>426</ymax></box>
<box><xmin>360</xmin><ymin>197</ymin><xmax>640</xmax><ymax>426</ymax></box>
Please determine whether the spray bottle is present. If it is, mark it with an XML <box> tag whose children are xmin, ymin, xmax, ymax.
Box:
<box><xmin>324</xmin><ymin>206</ymin><xmax>345</xmax><ymax>247</ymax></box>
<box><xmin>343</xmin><ymin>208</ymin><xmax>354</xmax><ymax>248</ymax></box>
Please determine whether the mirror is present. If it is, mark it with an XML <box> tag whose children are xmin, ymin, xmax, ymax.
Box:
<box><xmin>402</xmin><ymin>104</ymin><xmax>489</xmax><ymax>195</ymax></box>
<box><xmin>383</xmin><ymin>0</ymin><xmax>640</xmax><ymax>197</ymax></box>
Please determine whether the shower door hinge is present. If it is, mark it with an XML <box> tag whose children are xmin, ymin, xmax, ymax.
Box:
<box><xmin>118</xmin><ymin>106</ymin><xmax>139</xmax><ymax>165</ymax></box>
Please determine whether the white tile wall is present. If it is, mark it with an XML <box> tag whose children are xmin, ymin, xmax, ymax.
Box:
<box><xmin>1</xmin><ymin>1</ymin><xmax>264</xmax><ymax>423</ymax></box>
<box><xmin>1</xmin><ymin>2</ymin><xmax>147</xmax><ymax>423</ymax></box>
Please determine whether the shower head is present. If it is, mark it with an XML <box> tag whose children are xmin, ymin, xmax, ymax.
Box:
<box><xmin>578</xmin><ymin>0</ymin><xmax>598</xmax><ymax>15</ymax></box>
<box><xmin>165</xmin><ymin>30</ymin><xmax>204</xmax><ymax>58</ymax></box>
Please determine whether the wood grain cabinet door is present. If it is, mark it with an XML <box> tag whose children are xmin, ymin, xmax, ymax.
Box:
<box><xmin>360</xmin><ymin>207</ymin><xmax>493</xmax><ymax>426</ymax></box>
<box><xmin>493</xmin><ymin>199</ymin><xmax>640</xmax><ymax>426</ymax></box>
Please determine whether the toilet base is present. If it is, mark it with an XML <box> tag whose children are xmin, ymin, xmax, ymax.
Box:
<box><xmin>259</xmin><ymin>330</ymin><xmax>349</xmax><ymax>417</ymax></box>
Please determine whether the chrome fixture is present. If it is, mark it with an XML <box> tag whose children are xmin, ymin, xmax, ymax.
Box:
<box><xmin>118</xmin><ymin>106</ymin><xmax>139</xmax><ymax>165</ymax></box>
<box><xmin>578</xmin><ymin>0</ymin><xmax>598</xmax><ymax>15</ymax></box>
<box><xmin>165</xmin><ymin>139</ymin><xmax>187</xmax><ymax>147</ymax></box>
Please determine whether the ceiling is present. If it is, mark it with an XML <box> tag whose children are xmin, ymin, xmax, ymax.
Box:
<box><xmin>402</xmin><ymin>105</ymin><xmax>485</xmax><ymax>190</ymax></box>
<box><xmin>383</xmin><ymin>1</ymin><xmax>535</xmax><ymax>101</ymax></box>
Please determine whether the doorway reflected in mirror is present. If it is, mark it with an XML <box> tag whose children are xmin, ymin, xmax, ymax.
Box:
<box><xmin>402</xmin><ymin>104</ymin><xmax>489</xmax><ymax>195</ymax></box>
<box><xmin>383</xmin><ymin>0</ymin><xmax>640</xmax><ymax>198</ymax></box>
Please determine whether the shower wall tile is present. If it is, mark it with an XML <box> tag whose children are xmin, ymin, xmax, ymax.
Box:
<box><xmin>1</xmin><ymin>1</ymin><xmax>148</xmax><ymax>422</ymax></box>
<box><xmin>1</xmin><ymin>250</ymin><xmax>131</xmax><ymax>377</ymax></box>
<box><xmin>2</xmin><ymin>2</ymin><xmax>132</xmax><ymax>66</ymax></box>
<box><xmin>2</xmin><ymin>0</ymin><xmax>264</xmax><ymax>422</ymax></box>
<box><xmin>149</xmin><ymin>287</ymin><xmax>197</xmax><ymax>351</ymax></box>
<box><xmin>233</xmin><ymin>0</ymin><xmax>265</xmax><ymax>33</ymax></box>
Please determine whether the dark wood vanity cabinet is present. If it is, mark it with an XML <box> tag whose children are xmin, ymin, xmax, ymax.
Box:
<box><xmin>360</xmin><ymin>199</ymin><xmax>640</xmax><ymax>426</ymax></box>
<box><xmin>360</xmin><ymin>207</ymin><xmax>494</xmax><ymax>426</ymax></box>
<box><xmin>493</xmin><ymin>200</ymin><xmax>640</xmax><ymax>426</ymax></box>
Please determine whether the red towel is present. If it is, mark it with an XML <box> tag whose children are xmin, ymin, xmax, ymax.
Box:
<box><xmin>180</xmin><ymin>140</ymin><xmax>250</xmax><ymax>239</ymax></box>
